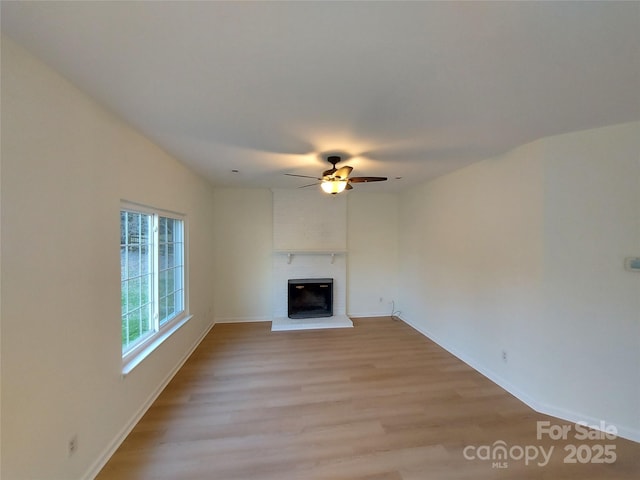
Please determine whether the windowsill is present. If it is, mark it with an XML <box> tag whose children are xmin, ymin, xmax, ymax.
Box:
<box><xmin>122</xmin><ymin>314</ymin><xmax>193</xmax><ymax>377</ymax></box>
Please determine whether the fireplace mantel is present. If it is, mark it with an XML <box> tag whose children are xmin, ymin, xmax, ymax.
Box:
<box><xmin>274</xmin><ymin>250</ymin><xmax>347</xmax><ymax>264</ymax></box>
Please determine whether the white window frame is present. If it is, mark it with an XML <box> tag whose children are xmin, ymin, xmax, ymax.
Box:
<box><xmin>121</xmin><ymin>201</ymin><xmax>190</xmax><ymax>374</ymax></box>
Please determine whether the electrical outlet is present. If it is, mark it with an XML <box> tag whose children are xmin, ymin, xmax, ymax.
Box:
<box><xmin>68</xmin><ymin>435</ymin><xmax>78</xmax><ymax>457</ymax></box>
<box><xmin>501</xmin><ymin>350</ymin><xmax>508</xmax><ymax>363</ymax></box>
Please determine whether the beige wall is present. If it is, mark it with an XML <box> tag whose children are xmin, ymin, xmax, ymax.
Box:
<box><xmin>1</xmin><ymin>37</ymin><xmax>217</xmax><ymax>480</ymax></box>
<box><xmin>347</xmin><ymin>193</ymin><xmax>399</xmax><ymax>317</ymax></box>
<box><xmin>398</xmin><ymin>122</ymin><xmax>640</xmax><ymax>441</ymax></box>
<box><xmin>212</xmin><ymin>188</ymin><xmax>274</xmax><ymax>322</ymax></box>
<box><xmin>541</xmin><ymin>122</ymin><xmax>640</xmax><ymax>436</ymax></box>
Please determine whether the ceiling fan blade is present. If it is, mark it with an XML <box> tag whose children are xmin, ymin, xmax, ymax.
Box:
<box><xmin>345</xmin><ymin>183</ymin><xmax>353</xmax><ymax>190</ymax></box>
<box><xmin>285</xmin><ymin>173</ymin><xmax>321</xmax><ymax>180</ymax></box>
<box><xmin>334</xmin><ymin>165</ymin><xmax>353</xmax><ymax>180</ymax></box>
<box><xmin>349</xmin><ymin>176</ymin><xmax>388</xmax><ymax>183</ymax></box>
<box><xmin>298</xmin><ymin>182</ymin><xmax>320</xmax><ymax>188</ymax></box>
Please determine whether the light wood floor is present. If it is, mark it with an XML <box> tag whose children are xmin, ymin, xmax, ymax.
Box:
<box><xmin>97</xmin><ymin>317</ymin><xmax>639</xmax><ymax>479</ymax></box>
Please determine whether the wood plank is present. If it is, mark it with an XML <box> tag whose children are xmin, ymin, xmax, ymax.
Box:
<box><xmin>96</xmin><ymin>318</ymin><xmax>640</xmax><ymax>479</ymax></box>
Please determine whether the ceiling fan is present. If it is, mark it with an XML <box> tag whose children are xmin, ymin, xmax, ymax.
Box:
<box><xmin>285</xmin><ymin>155</ymin><xmax>387</xmax><ymax>194</ymax></box>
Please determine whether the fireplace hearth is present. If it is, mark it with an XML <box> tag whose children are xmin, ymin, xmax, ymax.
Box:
<box><xmin>288</xmin><ymin>278</ymin><xmax>333</xmax><ymax>319</ymax></box>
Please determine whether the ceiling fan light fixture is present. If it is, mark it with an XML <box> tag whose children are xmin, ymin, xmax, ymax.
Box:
<box><xmin>286</xmin><ymin>155</ymin><xmax>386</xmax><ymax>192</ymax></box>
<box><xmin>321</xmin><ymin>179</ymin><xmax>348</xmax><ymax>194</ymax></box>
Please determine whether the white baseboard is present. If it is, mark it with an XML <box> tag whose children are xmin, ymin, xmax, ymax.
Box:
<box><xmin>532</xmin><ymin>400</ymin><xmax>640</xmax><ymax>444</ymax></box>
<box><xmin>348</xmin><ymin>312</ymin><xmax>392</xmax><ymax>319</ymax></box>
<box><xmin>82</xmin><ymin>320</ymin><xmax>215</xmax><ymax>480</ymax></box>
<box><xmin>398</xmin><ymin>315</ymin><xmax>640</xmax><ymax>444</ymax></box>
<box><xmin>215</xmin><ymin>314</ymin><xmax>393</xmax><ymax>323</ymax></box>
<box><xmin>217</xmin><ymin>314</ymin><xmax>392</xmax><ymax>326</ymax></box>
<box><xmin>214</xmin><ymin>316</ymin><xmax>271</xmax><ymax>323</ymax></box>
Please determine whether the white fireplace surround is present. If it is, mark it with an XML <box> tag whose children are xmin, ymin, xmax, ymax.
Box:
<box><xmin>271</xmin><ymin>190</ymin><xmax>352</xmax><ymax>330</ymax></box>
<box><xmin>271</xmin><ymin>251</ymin><xmax>352</xmax><ymax>330</ymax></box>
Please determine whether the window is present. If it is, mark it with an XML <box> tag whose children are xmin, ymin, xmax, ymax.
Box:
<box><xmin>120</xmin><ymin>204</ymin><xmax>186</xmax><ymax>365</ymax></box>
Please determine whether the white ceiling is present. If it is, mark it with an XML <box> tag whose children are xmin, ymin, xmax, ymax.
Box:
<box><xmin>2</xmin><ymin>1</ymin><xmax>639</xmax><ymax>192</ymax></box>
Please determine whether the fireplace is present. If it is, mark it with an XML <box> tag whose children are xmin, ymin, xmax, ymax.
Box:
<box><xmin>288</xmin><ymin>278</ymin><xmax>333</xmax><ymax>319</ymax></box>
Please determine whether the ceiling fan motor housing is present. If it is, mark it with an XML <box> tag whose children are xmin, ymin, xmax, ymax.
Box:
<box><xmin>323</xmin><ymin>155</ymin><xmax>341</xmax><ymax>177</ymax></box>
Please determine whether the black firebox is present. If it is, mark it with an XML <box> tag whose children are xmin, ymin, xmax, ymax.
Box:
<box><xmin>288</xmin><ymin>278</ymin><xmax>333</xmax><ymax>319</ymax></box>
